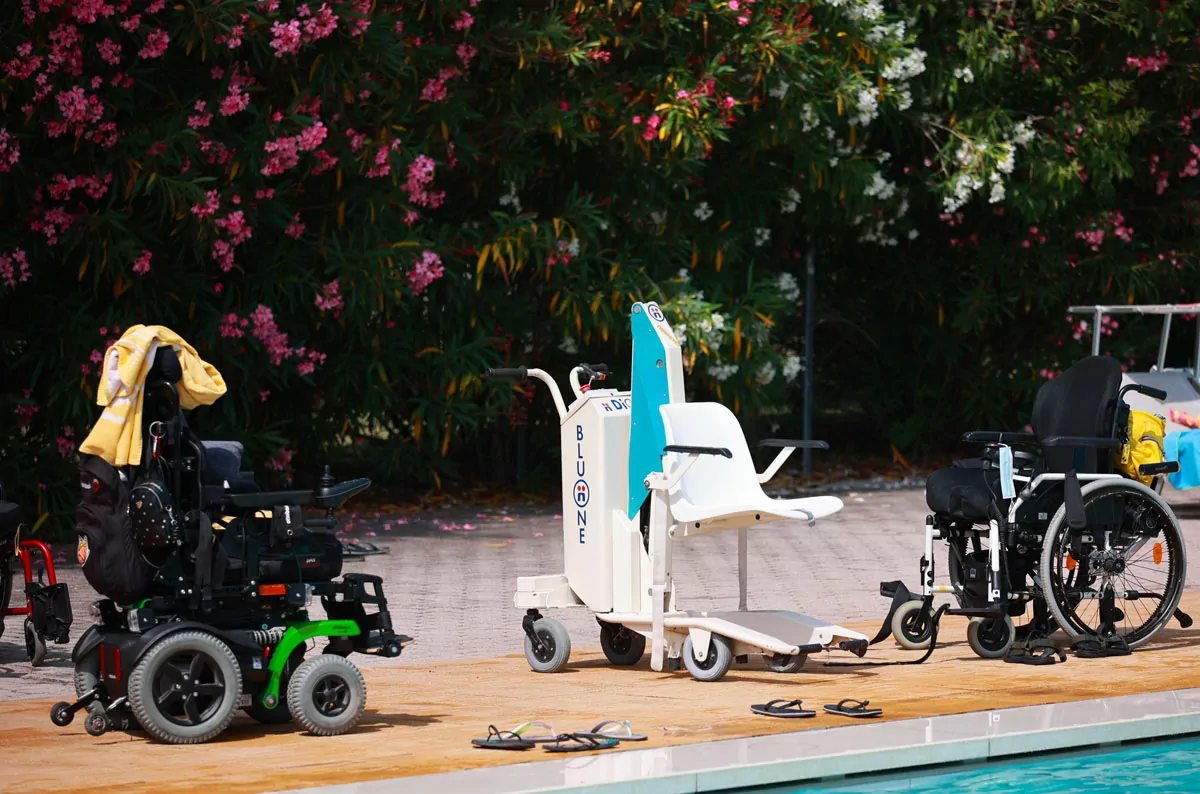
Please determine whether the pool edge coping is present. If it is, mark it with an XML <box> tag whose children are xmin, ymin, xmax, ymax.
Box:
<box><xmin>274</xmin><ymin>687</ymin><xmax>1200</xmax><ymax>794</ymax></box>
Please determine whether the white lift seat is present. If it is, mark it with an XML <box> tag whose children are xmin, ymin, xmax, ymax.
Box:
<box><xmin>660</xmin><ymin>402</ymin><xmax>843</xmax><ymax>535</ymax></box>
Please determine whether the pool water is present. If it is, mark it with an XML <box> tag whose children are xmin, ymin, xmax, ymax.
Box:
<box><xmin>783</xmin><ymin>736</ymin><xmax>1200</xmax><ymax>793</ymax></box>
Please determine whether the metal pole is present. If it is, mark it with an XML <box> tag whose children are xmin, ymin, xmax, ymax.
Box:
<box><xmin>1157</xmin><ymin>314</ymin><xmax>1172</xmax><ymax>371</ymax></box>
<box><xmin>803</xmin><ymin>240</ymin><xmax>816</xmax><ymax>477</ymax></box>
<box><xmin>1092</xmin><ymin>308</ymin><xmax>1103</xmax><ymax>357</ymax></box>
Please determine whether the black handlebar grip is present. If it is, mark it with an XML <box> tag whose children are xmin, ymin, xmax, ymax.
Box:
<box><xmin>485</xmin><ymin>366</ymin><xmax>528</xmax><ymax>380</ymax></box>
<box><xmin>584</xmin><ymin>363</ymin><xmax>609</xmax><ymax>374</ymax></box>
<box><xmin>1138</xmin><ymin>385</ymin><xmax>1168</xmax><ymax>401</ymax></box>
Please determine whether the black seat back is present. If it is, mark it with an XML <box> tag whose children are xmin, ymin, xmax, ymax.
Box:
<box><xmin>1031</xmin><ymin>356</ymin><xmax>1123</xmax><ymax>473</ymax></box>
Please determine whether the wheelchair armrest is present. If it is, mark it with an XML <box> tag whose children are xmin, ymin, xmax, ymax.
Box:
<box><xmin>1041</xmin><ymin>436</ymin><xmax>1121</xmax><ymax>449</ymax></box>
<box><xmin>963</xmin><ymin>431</ymin><xmax>1037</xmax><ymax>445</ymax></box>
<box><xmin>758</xmin><ymin>438</ymin><xmax>830</xmax><ymax>450</ymax></box>
<box><xmin>663</xmin><ymin>445</ymin><xmax>732</xmax><ymax>459</ymax></box>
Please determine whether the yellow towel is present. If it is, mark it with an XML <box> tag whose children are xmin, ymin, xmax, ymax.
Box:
<box><xmin>80</xmin><ymin>325</ymin><xmax>227</xmax><ymax>467</ymax></box>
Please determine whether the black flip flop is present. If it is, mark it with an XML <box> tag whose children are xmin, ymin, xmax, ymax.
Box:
<box><xmin>1073</xmin><ymin>637</ymin><xmax>1132</xmax><ymax>658</ymax></box>
<box><xmin>471</xmin><ymin>725</ymin><xmax>535</xmax><ymax>750</ymax></box>
<box><xmin>341</xmin><ymin>540</ymin><xmax>389</xmax><ymax>557</ymax></box>
<box><xmin>751</xmin><ymin>699</ymin><xmax>817</xmax><ymax>718</ymax></box>
<box><xmin>824</xmin><ymin>699</ymin><xmax>883</xmax><ymax>718</ymax></box>
<box><xmin>1005</xmin><ymin>639</ymin><xmax>1067</xmax><ymax>666</ymax></box>
<box><xmin>573</xmin><ymin>720</ymin><xmax>648</xmax><ymax>741</ymax></box>
<box><xmin>544</xmin><ymin>733</ymin><xmax>620</xmax><ymax>753</ymax></box>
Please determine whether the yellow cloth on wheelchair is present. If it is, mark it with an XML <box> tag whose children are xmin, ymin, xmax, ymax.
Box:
<box><xmin>80</xmin><ymin>325</ymin><xmax>226</xmax><ymax>467</ymax></box>
<box><xmin>1118</xmin><ymin>410</ymin><xmax>1166</xmax><ymax>485</ymax></box>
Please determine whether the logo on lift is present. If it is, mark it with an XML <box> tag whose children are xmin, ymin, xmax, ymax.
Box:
<box><xmin>573</xmin><ymin>479</ymin><xmax>590</xmax><ymax>508</ymax></box>
<box><xmin>648</xmin><ymin>303</ymin><xmax>665</xmax><ymax>322</ymax></box>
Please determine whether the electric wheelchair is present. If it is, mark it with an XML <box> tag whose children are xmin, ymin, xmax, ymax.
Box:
<box><xmin>51</xmin><ymin>349</ymin><xmax>410</xmax><ymax>744</ymax></box>
<box><xmin>881</xmin><ymin>355</ymin><xmax>1189</xmax><ymax>661</ymax></box>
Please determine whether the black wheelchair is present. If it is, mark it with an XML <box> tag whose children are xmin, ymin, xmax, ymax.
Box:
<box><xmin>881</xmin><ymin>355</ymin><xmax>1189</xmax><ymax>661</ymax></box>
<box><xmin>51</xmin><ymin>348</ymin><xmax>410</xmax><ymax>743</ymax></box>
<box><xmin>1</xmin><ymin>483</ymin><xmax>72</xmax><ymax>666</ymax></box>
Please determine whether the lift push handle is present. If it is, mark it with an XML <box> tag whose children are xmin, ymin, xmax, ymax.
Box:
<box><xmin>485</xmin><ymin>366</ymin><xmax>528</xmax><ymax>381</ymax></box>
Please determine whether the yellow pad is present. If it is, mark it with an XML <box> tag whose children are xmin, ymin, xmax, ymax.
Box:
<box><xmin>1118</xmin><ymin>410</ymin><xmax>1166</xmax><ymax>485</ymax></box>
<box><xmin>80</xmin><ymin>325</ymin><xmax>226</xmax><ymax>467</ymax></box>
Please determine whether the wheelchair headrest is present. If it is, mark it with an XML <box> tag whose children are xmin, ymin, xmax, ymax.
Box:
<box><xmin>148</xmin><ymin>346</ymin><xmax>183</xmax><ymax>384</ymax></box>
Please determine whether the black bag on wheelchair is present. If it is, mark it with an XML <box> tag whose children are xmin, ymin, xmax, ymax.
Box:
<box><xmin>76</xmin><ymin>455</ymin><xmax>156</xmax><ymax>604</ymax></box>
<box><xmin>130</xmin><ymin>458</ymin><xmax>179</xmax><ymax>549</ymax></box>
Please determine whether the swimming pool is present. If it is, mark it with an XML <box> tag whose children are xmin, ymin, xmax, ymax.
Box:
<box><xmin>781</xmin><ymin>736</ymin><xmax>1200</xmax><ymax>793</ymax></box>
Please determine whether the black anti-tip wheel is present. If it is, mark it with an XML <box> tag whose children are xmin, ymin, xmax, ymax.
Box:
<box><xmin>50</xmin><ymin>702</ymin><xmax>74</xmax><ymax>727</ymax></box>
<box><xmin>85</xmin><ymin>710</ymin><xmax>110</xmax><ymax>737</ymax></box>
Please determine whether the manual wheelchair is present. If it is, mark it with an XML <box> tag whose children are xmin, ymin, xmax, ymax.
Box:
<box><xmin>51</xmin><ymin>349</ymin><xmax>410</xmax><ymax>744</ymax></box>
<box><xmin>882</xmin><ymin>355</ymin><xmax>1189</xmax><ymax>660</ymax></box>
<box><xmin>1</xmin><ymin>483</ymin><xmax>72</xmax><ymax>666</ymax></box>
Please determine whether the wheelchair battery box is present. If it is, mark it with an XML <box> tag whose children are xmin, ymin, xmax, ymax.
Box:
<box><xmin>257</xmin><ymin>529</ymin><xmax>343</xmax><ymax>583</ymax></box>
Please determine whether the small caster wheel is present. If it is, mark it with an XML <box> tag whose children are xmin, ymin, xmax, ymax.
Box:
<box><xmin>524</xmin><ymin>617</ymin><xmax>571</xmax><ymax>673</ymax></box>
<box><xmin>892</xmin><ymin>600</ymin><xmax>934</xmax><ymax>651</ymax></box>
<box><xmin>967</xmin><ymin>614</ymin><xmax>1016</xmax><ymax>659</ymax></box>
<box><xmin>682</xmin><ymin>633</ymin><xmax>733</xmax><ymax>682</ymax></box>
<box><xmin>50</xmin><ymin>702</ymin><xmax>75</xmax><ymax>727</ymax></box>
<box><xmin>24</xmin><ymin>618</ymin><xmax>47</xmax><ymax>667</ymax></box>
<box><xmin>763</xmin><ymin>653</ymin><xmax>807</xmax><ymax>673</ymax></box>
<box><xmin>85</xmin><ymin>710</ymin><xmax>110</xmax><ymax>737</ymax></box>
<box><xmin>287</xmin><ymin>654</ymin><xmax>367</xmax><ymax>736</ymax></box>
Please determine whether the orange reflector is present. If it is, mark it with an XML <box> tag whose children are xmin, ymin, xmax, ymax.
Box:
<box><xmin>1066</xmin><ymin>554</ymin><xmax>1076</xmax><ymax>571</ymax></box>
<box><xmin>1154</xmin><ymin>543</ymin><xmax>1163</xmax><ymax>565</ymax></box>
<box><xmin>259</xmin><ymin>584</ymin><xmax>287</xmax><ymax>596</ymax></box>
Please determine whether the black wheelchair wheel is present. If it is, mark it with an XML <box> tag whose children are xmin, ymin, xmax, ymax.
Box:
<box><xmin>1040</xmin><ymin>480</ymin><xmax>1187</xmax><ymax>649</ymax></box>
<box><xmin>599</xmin><ymin>623</ymin><xmax>646</xmax><ymax>666</ymax></box>
<box><xmin>127</xmin><ymin>631</ymin><xmax>243</xmax><ymax>744</ymax></box>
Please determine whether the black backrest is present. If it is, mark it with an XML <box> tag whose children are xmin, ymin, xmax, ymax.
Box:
<box><xmin>148</xmin><ymin>347</ymin><xmax>183</xmax><ymax>383</ymax></box>
<box><xmin>1031</xmin><ymin>356</ymin><xmax>1123</xmax><ymax>473</ymax></box>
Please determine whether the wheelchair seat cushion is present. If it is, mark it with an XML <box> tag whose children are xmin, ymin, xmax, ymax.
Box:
<box><xmin>925</xmin><ymin>465</ymin><xmax>1004</xmax><ymax>522</ymax></box>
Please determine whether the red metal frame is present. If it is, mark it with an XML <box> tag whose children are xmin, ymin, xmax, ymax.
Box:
<box><xmin>2</xmin><ymin>539</ymin><xmax>58</xmax><ymax>618</ymax></box>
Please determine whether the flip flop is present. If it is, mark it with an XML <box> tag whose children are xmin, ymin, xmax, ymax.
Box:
<box><xmin>544</xmin><ymin>733</ymin><xmax>620</xmax><ymax>753</ymax></box>
<box><xmin>342</xmin><ymin>540</ymin><xmax>389</xmax><ymax>557</ymax></box>
<box><xmin>1005</xmin><ymin>638</ymin><xmax>1067</xmax><ymax>666</ymax></box>
<box><xmin>471</xmin><ymin>725</ymin><xmax>535</xmax><ymax>750</ymax></box>
<box><xmin>824</xmin><ymin>699</ymin><xmax>883</xmax><ymax>718</ymax></box>
<box><xmin>1073</xmin><ymin>637</ymin><xmax>1132</xmax><ymax>658</ymax></box>
<box><xmin>573</xmin><ymin>719</ymin><xmax>648</xmax><ymax>741</ymax></box>
<box><xmin>511</xmin><ymin>721</ymin><xmax>559</xmax><ymax>743</ymax></box>
<box><xmin>750</xmin><ymin>699</ymin><xmax>817</xmax><ymax>718</ymax></box>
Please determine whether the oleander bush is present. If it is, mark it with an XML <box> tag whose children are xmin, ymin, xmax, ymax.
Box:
<box><xmin>0</xmin><ymin>0</ymin><xmax>1197</xmax><ymax>531</ymax></box>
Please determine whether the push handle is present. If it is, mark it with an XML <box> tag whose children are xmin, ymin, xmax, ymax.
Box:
<box><xmin>1120</xmin><ymin>383</ymin><xmax>1169</xmax><ymax>402</ymax></box>
<box><xmin>485</xmin><ymin>366</ymin><xmax>528</xmax><ymax>381</ymax></box>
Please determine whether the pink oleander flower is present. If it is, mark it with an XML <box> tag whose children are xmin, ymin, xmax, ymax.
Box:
<box><xmin>312</xmin><ymin>150</ymin><xmax>338</xmax><ymax>174</ymax></box>
<box><xmin>187</xmin><ymin>100</ymin><xmax>213</xmax><ymax>129</ymax></box>
<box><xmin>302</xmin><ymin>3</ymin><xmax>338</xmax><ymax>41</ymax></box>
<box><xmin>212</xmin><ymin>239</ymin><xmax>235</xmax><ymax>271</ymax></box>
<box><xmin>315</xmin><ymin>279</ymin><xmax>343</xmax><ymax>316</ymax></box>
<box><xmin>0</xmin><ymin>128</ymin><xmax>19</xmax><ymax>172</ymax></box>
<box><xmin>0</xmin><ymin>248</ymin><xmax>31</xmax><ymax>288</ymax></box>
<box><xmin>271</xmin><ymin>19</ymin><xmax>303</xmax><ymax>56</ymax></box>
<box><xmin>642</xmin><ymin>114</ymin><xmax>661</xmax><ymax>141</ymax></box>
<box><xmin>133</xmin><ymin>249</ymin><xmax>152</xmax><ymax>275</ymax></box>
<box><xmin>457</xmin><ymin>42</ymin><xmax>478</xmax><ymax>68</ymax></box>
<box><xmin>138</xmin><ymin>29</ymin><xmax>169</xmax><ymax>59</ymax></box>
<box><xmin>408</xmin><ymin>250</ymin><xmax>444</xmax><ymax>295</ymax></box>
<box><xmin>56</xmin><ymin>86</ymin><xmax>104</xmax><ymax>126</ymax></box>
<box><xmin>296</xmin><ymin>120</ymin><xmax>327</xmax><ymax>151</ymax></box>
<box><xmin>70</xmin><ymin>0</ymin><xmax>116</xmax><ymax>24</ymax></box>
<box><xmin>345</xmin><ymin>128</ymin><xmax>366</xmax><ymax>153</ymax></box>
<box><xmin>191</xmin><ymin>189</ymin><xmax>220</xmax><ymax>217</ymax></box>
<box><xmin>402</xmin><ymin>154</ymin><xmax>445</xmax><ymax>207</ymax></box>
<box><xmin>219</xmin><ymin>313</ymin><xmax>247</xmax><ymax>338</ymax></box>
<box><xmin>97</xmin><ymin>38</ymin><xmax>122</xmax><ymax>65</ymax></box>
<box><xmin>367</xmin><ymin>144</ymin><xmax>395</xmax><ymax>178</ymax></box>
<box><xmin>215</xmin><ymin>210</ymin><xmax>253</xmax><ymax>245</ymax></box>
<box><xmin>454</xmin><ymin>11</ymin><xmax>474</xmax><ymax>30</ymax></box>
<box><xmin>249</xmin><ymin>304</ymin><xmax>294</xmax><ymax>365</ymax></box>
<box><xmin>344</xmin><ymin>0</ymin><xmax>371</xmax><ymax>35</ymax></box>
<box><xmin>266</xmin><ymin>446</ymin><xmax>294</xmax><ymax>472</ymax></box>
<box><xmin>285</xmin><ymin>213</ymin><xmax>306</xmax><ymax>239</ymax></box>
<box><xmin>219</xmin><ymin>85</ymin><xmax>249</xmax><ymax>116</ymax></box>
<box><xmin>1127</xmin><ymin>49</ymin><xmax>1169</xmax><ymax>75</ymax></box>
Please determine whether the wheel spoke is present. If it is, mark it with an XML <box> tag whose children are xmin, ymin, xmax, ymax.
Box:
<box><xmin>183</xmin><ymin>695</ymin><xmax>202</xmax><ymax>725</ymax></box>
<box><xmin>195</xmin><ymin>682</ymin><xmax>225</xmax><ymax>697</ymax></box>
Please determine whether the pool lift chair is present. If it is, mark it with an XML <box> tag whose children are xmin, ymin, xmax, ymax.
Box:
<box><xmin>494</xmin><ymin>301</ymin><xmax>868</xmax><ymax>681</ymax></box>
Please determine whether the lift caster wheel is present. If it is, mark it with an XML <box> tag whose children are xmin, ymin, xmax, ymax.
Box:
<box><xmin>85</xmin><ymin>710</ymin><xmax>110</xmax><ymax>737</ymax></box>
<box><xmin>763</xmin><ymin>653</ymin><xmax>807</xmax><ymax>673</ymax></box>
<box><xmin>682</xmin><ymin>634</ymin><xmax>733</xmax><ymax>682</ymax></box>
<box><xmin>50</xmin><ymin>702</ymin><xmax>74</xmax><ymax>727</ymax></box>
<box><xmin>524</xmin><ymin>617</ymin><xmax>571</xmax><ymax>673</ymax></box>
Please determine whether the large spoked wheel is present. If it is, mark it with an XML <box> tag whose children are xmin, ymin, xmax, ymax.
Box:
<box><xmin>892</xmin><ymin>600</ymin><xmax>934</xmax><ymax>650</ymax></box>
<box><xmin>1040</xmin><ymin>480</ymin><xmax>1187</xmax><ymax>649</ymax></box>
<box><xmin>599</xmin><ymin>623</ymin><xmax>646</xmax><ymax>666</ymax></box>
<box><xmin>763</xmin><ymin>652</ymin><xmax>807</xmax><ymax>673</ymax></box>
<box><xmin>682</xmin><ymin>633</ymin><xmax>733</xmax><ymax>682</ymax></box>
<box><xmin>286</xmin><ymin>654</ymin><xmax>367</xmax><ymax>736</ymax></box>
<box><xmin>127</xmin><ymin>631</ymin><xmax>242</xmax><ymax>744</ymax></box>
<box><xmin>523</xmin><ymin>617</ymin><xmax>572</xmax><ymax>673</ymax></box>
<box><xmin>967</xmin><ymin>614</ymin><xmax>1015</xmax><ymax>659</ymax></box>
